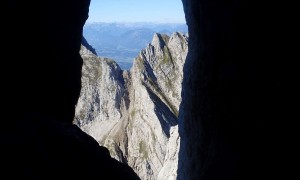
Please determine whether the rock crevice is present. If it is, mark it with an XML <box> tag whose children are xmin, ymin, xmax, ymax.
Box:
<box><xmin>75</xmin><ymin>32</ymin><xmax>188</xmax><ymax>180</ymax></box>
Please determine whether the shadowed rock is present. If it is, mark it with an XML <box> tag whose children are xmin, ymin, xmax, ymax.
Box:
<box><xmin>1</xmin><ymin>0</ymin><xmax>140</xmax><ymax>179</ymax></box>
<box><xmin>1</xmin><ymin>0</ymin><xmax>294</xmax><ymax>179</ymax></box>
<box><xmin>178</xmin><ymin>0</ymin><xmax>294</xmax><ymax>180</ymax></box>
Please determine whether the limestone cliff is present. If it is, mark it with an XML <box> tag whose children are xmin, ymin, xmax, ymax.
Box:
<box><xmin>75</xmin><ymin>32</ymin><xmax>188</xmax><ymax>180</ymax></box>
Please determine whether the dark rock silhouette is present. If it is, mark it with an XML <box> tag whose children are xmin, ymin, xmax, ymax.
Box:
<box><xmin>178</xmin><ymin>0</ymin><xmax>294</xmax><ymax>180</ymax></box>
<box><xmin>1</xmin><ymin>0</ymin><xmax>294</xmax><ymax>179</ymax></box>
<box><xmin>1</xmin><ymin>0</ymin><xmax>139</xmax><ymax>179</ymax></box>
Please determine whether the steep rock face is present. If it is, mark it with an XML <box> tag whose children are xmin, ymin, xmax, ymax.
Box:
<box><xmin>136</xmin><ymin>32</ymin><xmax>188</xmax><ymax>113</ymax></box>
<box><xmin>75</xmin><ymin>32</ymin><xmax>188</xmax><ymax>179</ymax></box>
<box><xmin>75</xmin><ymin>44</ymin><xmax>126</xmax><ymax>149</ymax></box>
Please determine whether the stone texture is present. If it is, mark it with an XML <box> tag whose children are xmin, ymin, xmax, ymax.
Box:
<box><xmin>2</xmin><ymin>0</ymin><xmax>293</xmax><ymax>179</ymax></box>
<box><xmin>75</xmin><ymin>32</ymin><xmax>188</xmax><ymax>180</ymax></box>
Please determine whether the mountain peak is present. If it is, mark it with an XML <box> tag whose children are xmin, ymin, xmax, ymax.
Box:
<box><xmin>81</xmin><ymin>36</ymin><xmax>97</xmax><ymax>56</ymax></box>
<box><xmin>151</xmin><ymin>33</ymin><xmax>170</xmax><ymax>48</ymax></box>
<box><xmin>76</xmin><ymin>32</ymin><xmax>188</xmax><ymax>180</ymax></box>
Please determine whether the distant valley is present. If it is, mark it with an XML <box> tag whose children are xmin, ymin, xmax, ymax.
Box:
<box><xmin>83</xmin><ymin>22</ymin><xmax>188</xmax><ymax>69</ymax></box>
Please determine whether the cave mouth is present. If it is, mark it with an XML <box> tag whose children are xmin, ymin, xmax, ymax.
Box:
<box><xmin>79</xmin><ymin>0</ymin><xmax>189</xmax><ymax>135</ymax></box>
<box><xmin>76</xmin><ymin>1</ymin><xmax>189</xmax><ymax>179</ymax></box>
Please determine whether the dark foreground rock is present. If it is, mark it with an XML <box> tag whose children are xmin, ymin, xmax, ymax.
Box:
<box><xmin>1</xmin><ymin>0</ymin><xmax>140</xmax><ymax>179</ymax></box>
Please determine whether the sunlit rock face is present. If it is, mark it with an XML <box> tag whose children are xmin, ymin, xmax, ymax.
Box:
<box><xmin>75</xmin><ymin>32</ymin><xmax>188</xmax><ymax>180</ymax></box>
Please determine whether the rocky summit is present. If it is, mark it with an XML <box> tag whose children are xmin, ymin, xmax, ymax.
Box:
<box><xmin>74</xmin><ymin>32</ymin><xmax>188</xmax><ymax>180</ymax></box>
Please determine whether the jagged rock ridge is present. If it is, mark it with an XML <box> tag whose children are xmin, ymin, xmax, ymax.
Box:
<box><xmin>82</xmin><ymin>36</ymin><xmax>98</xmax><ymax>56</ymax></box>
<box><xmin>75</xmin><ymin>32</ymin><xmax>188</xmax><ymax>180</ymax></box>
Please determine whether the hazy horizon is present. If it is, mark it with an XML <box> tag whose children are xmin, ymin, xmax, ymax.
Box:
<box><xmin>87</xmin><ymin>0</ymin><xmax>186</xmax><ymax>24</ymax></box>
<box><xmin>85</xmin><ymin>21</ymin><xmax>186</xmax><ymax>25</ymax></box>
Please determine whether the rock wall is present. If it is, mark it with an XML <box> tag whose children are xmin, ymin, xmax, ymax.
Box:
<box><xmin>1</xmin><ymin>0</ymin><xmax>294</xmax><ymax>179</ymax></box>
<box><xmin>178</xmin><ymin>0</ymin><xmax>293</xmax><ymax>179</ymax></box>
<box><xmin>75</xmin><ymin>32</ymin><xmax>188</xmax><ymax>180</ymax></box>
<box><xmin>1</xmin><ymin>1</ymin><xmax>139</xmax><ymax>179</ymax></box>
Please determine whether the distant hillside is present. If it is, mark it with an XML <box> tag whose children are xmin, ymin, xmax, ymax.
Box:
<box><xmin>83</xmin><ymin>22</ymin><xmax>188</xmax><ymax>70</ymax></box>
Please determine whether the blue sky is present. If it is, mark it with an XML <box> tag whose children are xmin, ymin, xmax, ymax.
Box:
<box><xmin>86</xmin><ymin>0</ymin><xmax>186</xmax><ymax>23</ymax></box>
